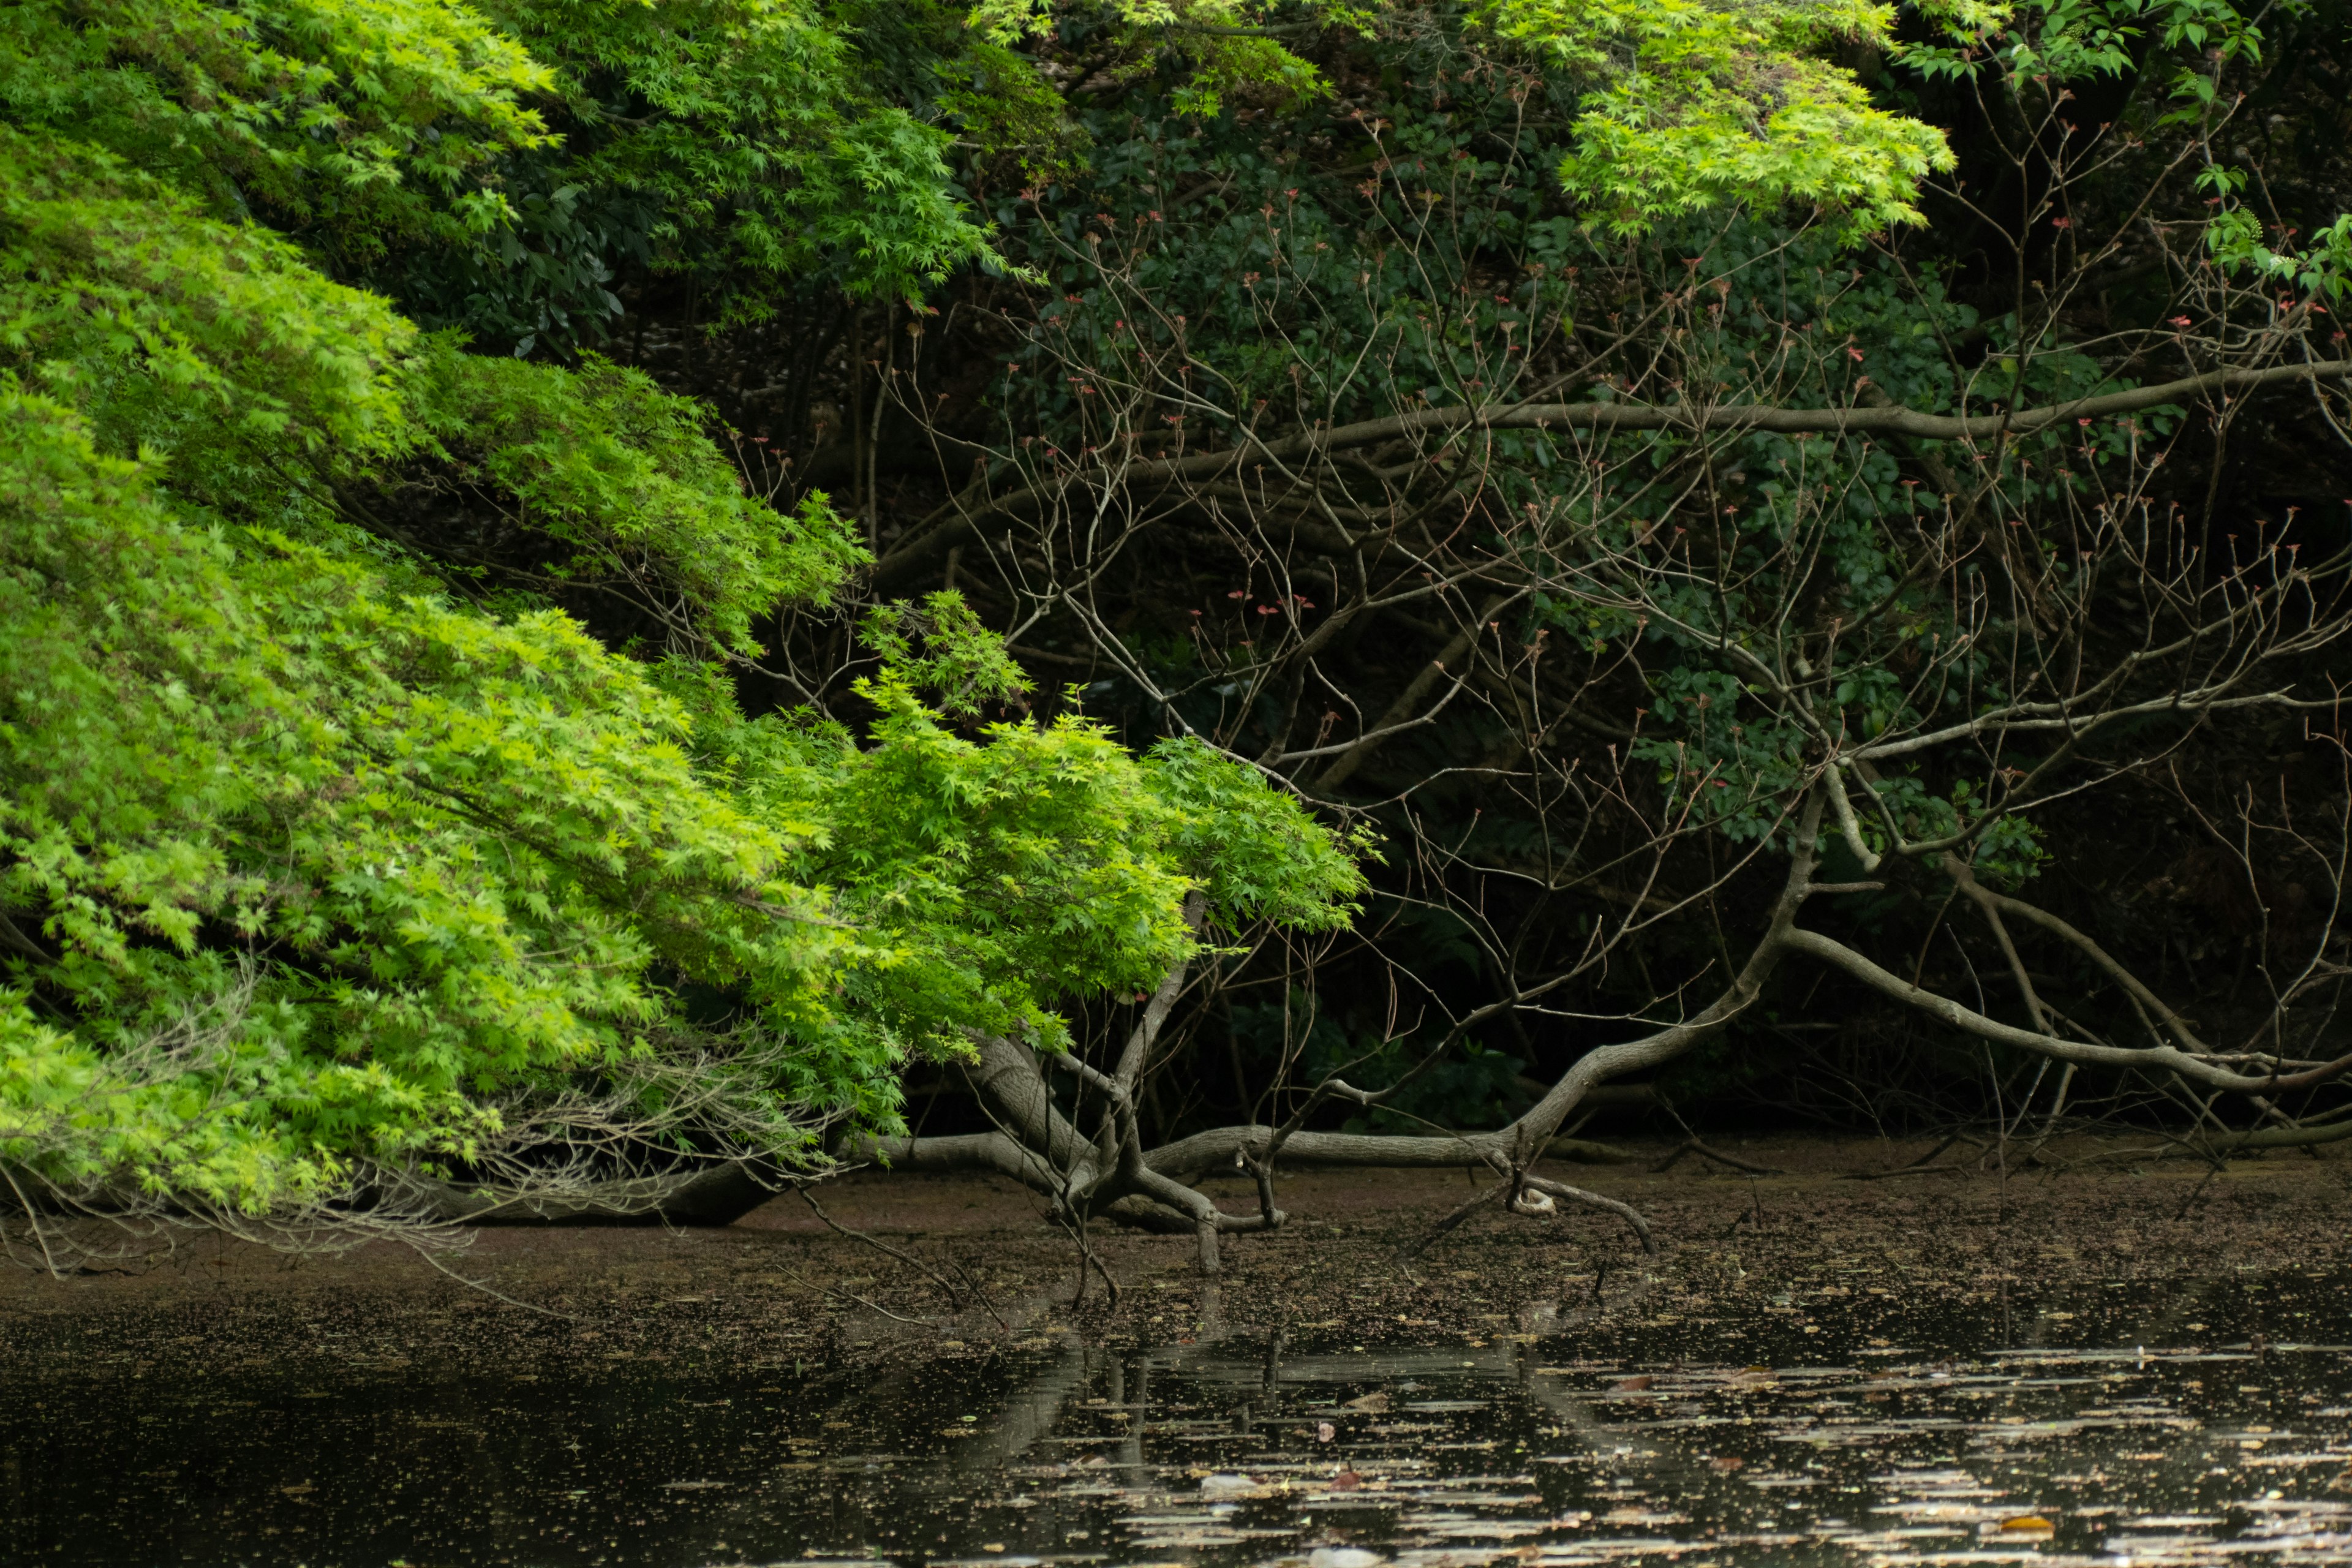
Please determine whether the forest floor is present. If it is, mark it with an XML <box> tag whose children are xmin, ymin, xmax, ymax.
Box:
<box><xmin>4</xmin><ymin>1134</ymin><xmax>2346</xmax><ymax>1376</ymax></box>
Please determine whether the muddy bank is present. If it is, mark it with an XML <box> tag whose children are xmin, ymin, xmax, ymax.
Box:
<box><xmin>3</xmin><ymin>1136</ymin><xmax>2345</xmax><ymax>1376</ymax></box>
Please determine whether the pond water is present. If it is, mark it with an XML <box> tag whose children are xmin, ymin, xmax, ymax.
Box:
<box><xmin>9</xmin><ymin>1269</ymin><xmax>2352</xmax><ymax>1567</ymax></box>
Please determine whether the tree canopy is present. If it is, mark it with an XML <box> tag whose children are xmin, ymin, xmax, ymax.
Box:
<box><xmin>0</xmin><ymin>0</ymin><xmax>1374</xmax><ymax>1238</ymax></box>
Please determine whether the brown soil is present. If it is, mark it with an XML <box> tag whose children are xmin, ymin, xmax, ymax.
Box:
<box><xmin>4</xmin><ymin>1136</ymin><xmax>2344</xmax><ymax>1374</ymax></box>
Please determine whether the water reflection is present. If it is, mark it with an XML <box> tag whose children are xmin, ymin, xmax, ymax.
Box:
<box><xmin>7</xmin><ymin>1272</ymin><xmax>2352</xmax><ymax>1566</ymax></box>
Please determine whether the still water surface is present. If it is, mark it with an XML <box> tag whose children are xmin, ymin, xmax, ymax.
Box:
<box><xmin>9</xmin><ymin>1271</ymin><xmax>2352</xmax><ymax>1567</ymax></box>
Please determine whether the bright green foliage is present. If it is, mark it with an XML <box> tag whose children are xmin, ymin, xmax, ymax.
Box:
<box><xmin>0</xmin><ymin>0</ymin><xmax>1978</xmax><ymax>365</ymax></box>
<box><xmin>858</xmin><ymin>590</ymin><xmax>1036</xmax><ymax>718</ymax></box>
<box><xmin>0</xmin><ymin>374</ymin><xmax>1357</xmax><ymax>1215</ymax></box>
<box><xmin>1142</xmin><ymin>735</ymin><xmax>1381</xmax><ymax>931</ymax></box>
<box><xmin>2</xmin><ymin>122</ymin><xmax>854</xmax><ymax>659</ymax></box>
<box><xmin>1484</xmin><ymin>0</ymin><xmax>1955</xmax><ymax>237</ymax></box>
<box><xmin>407</xmin><ymin>347</ymin><xmax>867</xmax><ymax>654</ymax></box>
<box><xmin>679</xmin><ymin>674</ymin><xmax>1360</xmax><ymax>1060</ymax></box>
<box><xmin>0</xmin><ymin>382</ymin><xmax>1358</xmax><ymax>1208</ymax></box>
<box><xmin>0</xmin><ymin>127</ymin><xmax>416</xmax><ymax>489</ymax></box>
<box><xmin>0</xmin><ymin>385</ymin><xmax>840</xmax><ymax>1208</ymax></box>
<box><xmin>979</xmin><ymin>0</ymin><xmax>1956</xmax><ymax>236</ymax></box>
<box><xmin>970</xmin><ymin>0</ymin><xmax>1330</xmax><ymax>117</ymax></box>
<box><xmin>0</xmin><ymin>0</ymin><xmax>1362</xmax><ymax>1224</ymax></box>
<box><xmin>0</xmin><ymin>0</ymin><xmax>1000</xmax><ymax>352</ymax></box>
<box><xmin>462</xmin><ymin>0</ymin><xmax>1001</xmax><ymax>314</ymax></box>
<box><xmin>0</xmin><ymin>0</ymin><xmax>554</xmax><ymax>260</ymax></box>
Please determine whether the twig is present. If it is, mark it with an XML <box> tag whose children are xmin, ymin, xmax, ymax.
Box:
<box><xmin>1845</xmin><ymin>1131</ymin><xmax>1970</xmax><ymax>1179</ymax></box>
<box><xmin>0</xmin><ymin>1166</ymin><xmax>62</xmax><ymax>1277</ymax></box>
<box><xmin>798</xmin><ymin>1186</ymin><xmax>1008</xmax><ymax>1327</ymax></box>
<box><xmin>791</xmin><ymin>1267</ymin><xmax>945</xmax><ymax>1328</ymax></box>
<box><xmin>1060</xmin><ymin>1210</ymin><xmax>1121</xmax><ymax>1308</ymax></box>
<box><xmin>1396</xmin><ymin>1169</ymin><xmax>1510</xmax><ymax>1261</ymax></box>
<box><xmin>2177</xmin><ymin>1163</ymin><xmax>2224</xmax><ymax>1219</ymax></box>
<box><xmin>405</xmin><ymin>1242</ymin><xmax>580</xmax><ymax>1322</ymax></box>
<box><xmin>1651</xmin><ymin>1137</ymin><xmax>1781</xmax><ymax>1176</ymax></box>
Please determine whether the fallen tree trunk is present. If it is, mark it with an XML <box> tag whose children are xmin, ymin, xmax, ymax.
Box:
<box><xmin>382</xmin><ymin>1160</ymin><xmax>780</xmax><ymax>1227</ymax></box>
<box><xmin>850</xmin><ymin>1124</ymin><xmax>1634</xmax><ymax>1180</ymax></box>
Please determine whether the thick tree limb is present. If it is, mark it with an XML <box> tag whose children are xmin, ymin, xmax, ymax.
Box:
<box><xmin>1141</xmin><ymin>1123</ymin><xmax>1634</xmax><ymax>1177</ymax></box>
<box><xmin>1780</xmin><ymin>927</ymin><xmax>2352</xmax><ymax>1094</ymax></box>
<box><xmin>1516</xmin><ymin>1173</ymin><xmax>1659</xmax><ymax>1254</ymax></box>
<box><xmin>871</xmin><ymin>360</ymin><xmax>2352</xmax><ymax>589</ymax></box>
<box><xmin>1940</xmin><ymin>853</ymin><xmax>2206</xmax><ymax>1052</ymax></box>
<box><xmin>1298</xmin><ymin>357</ymin><xmax>2352</xmax><ymax>451</ymax></box>
<box><xmin>382</xmin><ymin>1159</ymin><xmax>779</xmax><ymax>1227</ymax></box>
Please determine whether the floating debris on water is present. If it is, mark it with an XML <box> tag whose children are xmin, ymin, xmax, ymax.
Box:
<box><xmin>13</xmin><ymin>1273</ymin><xmax>2352</xmax><ymax>1565</ymax></box>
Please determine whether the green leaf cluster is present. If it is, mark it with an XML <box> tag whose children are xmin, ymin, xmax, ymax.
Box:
<box><xmin>1482</xmin><ymin>0</ymin><xmax>1957</xmax><ymax>237</ymax></box>
<box><xmin>0</xmin><ymin>0</ymin><xmax>1363</xmax><ymax>1221</ymax></box>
